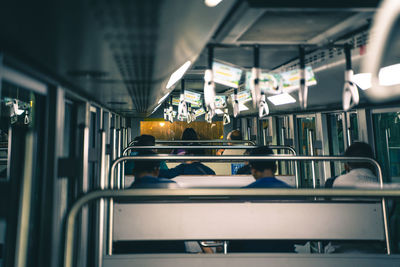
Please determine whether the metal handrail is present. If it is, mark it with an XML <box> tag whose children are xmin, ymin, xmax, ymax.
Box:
<box><xmin>122</xmin><ymin>145</ymin><xmax>257</xmax><ymax>156</ymax></box>
<box><xmin>111</xmin><ymin>155</ymin><xmax>383</xmax><ymax>188</ymax></box>
<box><xmin>108</xmin><ymin>155</ymin><xmax>388</xmax><ymax>256</ymax></box>
<box><xmin>122</xmin><ymin>145</ymin><xmax>297</xmax><ymax>156</ymax></box>
<box><xmin>128</xmin><ymin>139</ymin><xmax>257</xmax><ymax>147</ymax></box>
<box><xmin>65</xmin><ymin>187</ymin><xmax>399</xmax><ymax>267</ymax></box>
<box><xmin>121</xmin><ymin>145</ymin><xmax>299</xmax><ymax>188</ymax></box>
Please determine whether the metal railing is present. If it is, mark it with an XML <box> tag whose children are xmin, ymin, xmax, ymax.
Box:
<box><xmin>121</xmin><ymin>145</ymin><xmax>299</xmax><ymax>188</ymax></box>
<box><xmin>128</xmin><ymin>139</ymin><xmax>257</xmax><ymax>147</ymax></box>
<box><xmin>107</xmin><ymin>155</ymin><xmax>387</xmax><ymax>257</ymax></box>
<box><xmin>64</xmin><ymin>187</ymin><xmax>399</xmax><ymax>267</ymax></box>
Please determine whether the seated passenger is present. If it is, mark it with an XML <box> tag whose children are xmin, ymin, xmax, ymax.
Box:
<box><xmin>218</xmin><ymin>130</ymin><xmax>247</xmax><ymax>155</ymax></box>
<box><xmin>125</xmin><ymin>134</ymin><xmax>168</xmax><ymax>175</ymax></box>
<box><xmin>244</xmin><ymin>146</ymin><xmax>291</xmax><ymax>188</ymax></box>
<box><xmin>333</xmin><ymin>142</ymin><xmax>378</xmax><ymax>188</ymax></box>
<box><xmin>159</xmin><ymin>149</ymin><xmax>215</xmax><ymax>179</ymax></box>
<box><xmin>129</xmin><ymin>151</ymin><xmax>178</xmax><ymax>188</ymax></box>
<box><xmin>231</xmin><ymin>147</ymin><xmax>294</xmax><ymax>253</ymax></box>
<box><xmin>326</xmin><ymin>142</ymin><xmax>384</xmax><ymax>254</ymax></box>
<box><xmin>173</xmin><ymin>128</ymin><xmax>202</xmax><ymax>155</ymax></box>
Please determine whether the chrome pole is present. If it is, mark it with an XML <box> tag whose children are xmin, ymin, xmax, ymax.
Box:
<box><xmin>308</xmin><ymin>130</ymin><xmax>317</xmax><ymax>189</ymax></box>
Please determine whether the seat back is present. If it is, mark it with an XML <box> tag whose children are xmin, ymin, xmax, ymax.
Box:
<box><xmin>113</xmin><ymin>201</ymin><xmax>384</xmax><ymax>241</ymax></box>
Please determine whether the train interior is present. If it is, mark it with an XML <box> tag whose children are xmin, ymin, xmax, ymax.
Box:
<box><xmin>1</xmin><ymin>0</ymin><xmax>400</xmax><ymax>266</ymax></box>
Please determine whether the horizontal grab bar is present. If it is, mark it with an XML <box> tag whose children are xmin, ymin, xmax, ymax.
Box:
<box><xmin>128</xmin><ymin>139</ymin><xmax>257</xmax><ymax>146</ymax></box>
<box><xmin>122</xmin><ymin>145</ymin><xmax>297</xmax><ymax>156</ymax></box>
<box><xmin>65</xmin><ymin>188</ymin><xmax>399</xmax><ymax>267</ymax></box>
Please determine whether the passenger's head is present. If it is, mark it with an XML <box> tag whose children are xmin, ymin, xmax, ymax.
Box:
<box><xmin>182</xmin><ymin>128</ymin><xmax>198</xmax><ymax>140</ymax></box>
<box><xmin>133</xmin><ymin>150</ymin><xmax>161</xmax><ymax>178</ymax></box>
<box><xmin>134</xmin><ymin>134</ymin><xmax>155</xmax><ymax>146</ymax></box>
<box><xmin>344</xmin><ymin>142</ymin><xmax>375</xmax><ymax>172</ymax></box>
<box><xmin>248</xmin><ymin>146</ymin><xmax>276</xmax><ymax>180</ymax></box>
<box><xmin>227</xmin><ymin>129</ymin><xmax>242</xmax><ymax>141</ymax></box>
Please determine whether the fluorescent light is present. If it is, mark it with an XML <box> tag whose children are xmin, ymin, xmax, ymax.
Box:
<box><xmin>215</xmin><ymin>109</ymin><xmax>224</xmax><ymax>115</ymax></box>
<box><xmin>166</xmin><ymin>61</ymin><xmax>192</xmax><ymax>89</ymax></box>
<box><xmin>352</xmin><ymin>64</ymin><xmax>400</xmax><ymax>90</ymax></box>
<box><xmin>353</xmin><ymin>73</ymin><xmax>372</xmax><ymax>90</ymax></box>
<box><xmin>267</xmin><ymin>93</ymin><xmax>296</xmax><ymax>106</ymax></box>
<box><xmin>238</xmin><ymin>103</ymin><xmax>248</xmax><ymax>111</ymax></box>
<box><xmin>205</xmin><ymin>0</ymin><xmax>223</xmax><ymax>7</ymax></box>
<box><xmin>379</xmin><ymin>63</ymin><xmax>400</xmax><ymax>86</ymax></box>
<box><xmin>158</xmin><ymin>91</ymin><xmax>172</xmax><ymax>104</ymax></box>
<box><xmin>151</xmin><ymin>103</ymin><xmax>162</xmax><ymax>114</ymax></box>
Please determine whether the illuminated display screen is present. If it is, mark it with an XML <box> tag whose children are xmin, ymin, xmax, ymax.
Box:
<box><xmin>212</xmin><ymin>61</ymin><xmax>243</xmax><ymax>88</ymax></box>
<box><xmin>230</xmin><ymin>90</ymin><xmax>252</xmax><ymax>104</ymax></box>
<box><xmin>245</xmin><ymin>66</ymin><xmax>317</xmax><ymax>93</ymax></box>
<box><xmin>184</xmin><ymin>90</ymin><xmax>202</xmax><ymax>106</ymax></box>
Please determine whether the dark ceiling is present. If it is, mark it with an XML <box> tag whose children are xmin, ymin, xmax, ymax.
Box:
<box><xmin>0</xmin><ymin>0</ymin><xmax>389</xmax><ymax>118</ymax></box>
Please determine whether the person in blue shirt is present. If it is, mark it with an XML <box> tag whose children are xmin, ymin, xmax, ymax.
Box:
<box><xmin>231</xmin><ymin>146</ymin><xmax>294</xmax><ymax>253</ymax></box>
<box><xmin>244</xmin><ymin>146</ymin><xmax>291</xmax><ymax>188</ymax></box>
<box><xmin>129</xmin><ymin>150</ymin><xmax>178</xmax><ymax>188</ymax></box>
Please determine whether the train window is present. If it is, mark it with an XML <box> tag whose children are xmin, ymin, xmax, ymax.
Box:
<box><xmin>297</xmin><ymin>116</ymin><xmax>320</xmax><ymax>187</ymax></box>
<box><xmin>327</xmin><ymin>113</ymin><xmax>346</xmax><ymax>176</ymax></box>
<box><xmin>276</xmin><ymin>116</ymin><xmax>292</xmax><ymax>175</ymax></box>
<box><xmin>348</xmin><ymin>112</ymin><xmax>359</xmax><ymax>144</ymax></box>
<box><xmin>0</xmin><ymin>77</ymin><xmax>46</xmax><ymax>266</ymax></box>
<box><xmin>0</xmin><ymin>80</ymin><xmax>42</xmax><ymax>180</ymax></box>
<box><xmin>372</xmin><ymin>111</ymin><xmax>400</xmax><ymax>183</ymax></box>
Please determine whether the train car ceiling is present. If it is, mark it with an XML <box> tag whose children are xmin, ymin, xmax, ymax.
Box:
<box><xmin>2</xmin><ymin>0</ymin><xmax>397</xmax><ymax>118</ymax></box>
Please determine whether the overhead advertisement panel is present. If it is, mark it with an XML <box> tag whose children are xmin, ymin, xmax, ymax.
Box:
<box><xmin>212</xmin><ymin>61</ymin><xmax>243</xmax><ymax>88</ymax></box>
<box><xmin>279</xmin><ymin>66</ymin><xmax>317</xmax><ymax>92</ymax></box>
<box><xmin>245</xmin><ymin>66</ymin><xmax>317</xmax><ymax>93</ymax></box>
<box><xmin>245</xmin><ymin>71</ymin><xmax>281</xmax><ymax>94</ymax></box>
<box><xmin>193</xmin><ymin>108</ymin><xmax>206</xmax><ymax>117</ymax></box>
<box><xmin>230</xmin><ymin>90</ymin><xmax>252</xmax><ymax>104</ymax></box>
<box><xmin>184</xmin><ymin>90</ymin><xmax>202</xmax><ymax>106</ymax></box>
<box><xmin>172</xmin><ymin>97</ymin><xmax>180</xmax><ymax>106</ymax></box>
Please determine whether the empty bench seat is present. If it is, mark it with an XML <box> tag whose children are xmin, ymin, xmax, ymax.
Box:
<box><xmin>113</xmin><ymin>201</ymin><xmax>384</xmax><ymax>241</ymax></box>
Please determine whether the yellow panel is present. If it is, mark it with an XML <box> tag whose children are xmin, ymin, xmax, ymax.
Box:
<box><xmin>140</xmin><ymin>121</ymin><xmax>223</xmax><ymax>141</ymax></box>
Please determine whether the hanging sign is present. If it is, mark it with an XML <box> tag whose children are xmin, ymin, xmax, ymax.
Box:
<box><xmin>245</xmin><ymin>66</ymin><xmax>317</xmax><ymax>93</ymax></box>
<box><xmin>245</xmin><ymin>71</ymin><xmax>281</xmax><ymax>93</ymax></box>
<box><xmin>279</xmin><ymin>66</ymin><xmax>317</xmax><ymax>92</ymax></box>
<box><xmin>172</xmin><ymin>97</ymin><xmax>180</xmax><ymax>106</ymax></box>
<box><xmin>193</xmin><ymin>108</ymin><xmax>206</xmax><ymax>117</ymax></box>
<box><xmin>184</xmin><ymin>90</ymin><xmax>202</xmax><ymax>106</ymax></box>
<box><xmin>212</xmin><ymin>61</ymin><xmax>242</xmax><ymax>88</ymax></box>
<box><xmin>230</xmin><ymin>90</ymin><xmax>252</xmax><ymax>104</ymax></box>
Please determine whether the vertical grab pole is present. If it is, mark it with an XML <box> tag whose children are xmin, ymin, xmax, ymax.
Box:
<box><xmin>116</xmin><ymin>129</ymin><xmax>121</xmax><ymax>189</ymax></box>
<box><xmin>384</xmin><ymin>128</ymin><xmax>392</xmax><ymax>254</ymax></box>
<box><xmin>342</xmin><ymin>43</ymin><xmax>359</xmax><ymax>111</ymax></box>
<box><xmin>309</xmin><ymin>129</ymin><xmax>322</xmax><ymax>253</ymax></box>
<box><xmin>97</xmin><ymin>130</ymin><xmax>106</xmax><ymax>267</ymax></box>
<box><xmin>308</xmin><ymin>129</ymin><xmax>317</xmax><ymax>189</ymax></box>
<box><xmin>107</xmin><ymin>127</ymin><xmax>116</xmax><ymax>255</ymax></box>
<box><xmin>299</xmin><ymin>46</ymin><xmax>308</xmax><ymax>110</ymax></box>
<box><xmin>121</xmin><ymin>127</ymin><xmax>126</xmax><ymax>189</ymax></box>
